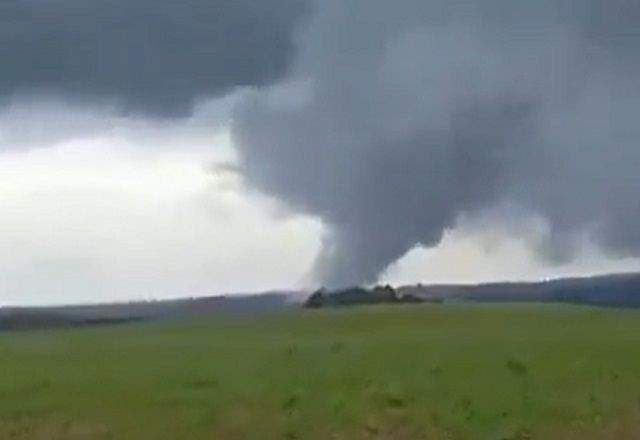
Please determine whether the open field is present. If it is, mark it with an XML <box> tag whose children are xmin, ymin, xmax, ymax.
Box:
<box><xmin>1</xmin><ymin>304</ymin><xmax>640</xmax><ymax>439</ymax></box>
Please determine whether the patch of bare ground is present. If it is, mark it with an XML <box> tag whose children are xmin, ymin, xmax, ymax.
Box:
<box><xmin>553</xmin><ymin>411</ymin><xmax>640</xmax><ymax>440</ymax></box>
<box><xmin>0</xmin><ymin>418</ymin><xmax>111</xmax><ymax>440</ymax></box>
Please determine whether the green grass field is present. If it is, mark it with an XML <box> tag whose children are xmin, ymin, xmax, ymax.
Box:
<box><xmin>1</xmin><ymin>304</ymin><xmax>640</xmax><ymax>439</ymax></box>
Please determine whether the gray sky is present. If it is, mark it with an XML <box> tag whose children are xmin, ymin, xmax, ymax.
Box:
<box><xmin>0</xmin><ymin>99</ymin><xmax>324</xmax><ymax>305</ymax></box>
<box><xmin>1</xmin><ymin>0</ymin><xmax>639</xmax><ymax>305</ymax></box>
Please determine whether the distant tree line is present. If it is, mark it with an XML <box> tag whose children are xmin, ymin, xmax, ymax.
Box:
<box><xmin>304</xmin><ymin>285</ymin><xmax>429</xmax><ymax>308</ymax></box>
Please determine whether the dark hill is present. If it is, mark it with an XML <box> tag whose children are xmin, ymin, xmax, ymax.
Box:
<box><xmin>306</xmin><ymin>273</ymin><xmax>640</xmax><ymax>309</ymax></box>
<box><xmin>3</xmin><ymin>273</ymin><xmax>640</xmax><ymax>330</ymax></box>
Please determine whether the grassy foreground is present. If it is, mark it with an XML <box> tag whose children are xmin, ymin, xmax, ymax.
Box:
<box><xmin>1</xmin><ymin>304</ymin><xmax>640</xmax><ymax>439</ymax></box>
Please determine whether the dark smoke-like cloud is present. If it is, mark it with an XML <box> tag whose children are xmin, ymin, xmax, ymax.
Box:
<box><xmin>234</xmin><ymin>0</ymin><xmax>640</xmax><ymax>287</ymax></box>
<box><xmin>3</xmin><ymin>0</ymin><xmax>639</xmax><ymax>288</ymax></box>
<box><xmin>0</xmin><ymin>0</ymin><xmax>309</xmax><ymax>116</ymax></box>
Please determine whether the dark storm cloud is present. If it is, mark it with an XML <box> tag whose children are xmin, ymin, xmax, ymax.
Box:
<box><xmin>0</xmin><ymin>0</ymin><xmax>309</xmax><ymax>116</ymax></box>
<box><xmin>234</xmin><ymin>0</ymin><xmax>640</xmax><ymax>286</ymax></box>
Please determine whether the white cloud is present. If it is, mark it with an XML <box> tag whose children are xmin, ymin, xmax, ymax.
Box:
<box><xmin>382</xmin><ymin>219</ymin><xmax>640</xmax><ymax>286</ymax></box>
<box><xmin>0</xmin><ymin>112</ymin><xmax>322</xmax><ymax>306</ymax></box>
